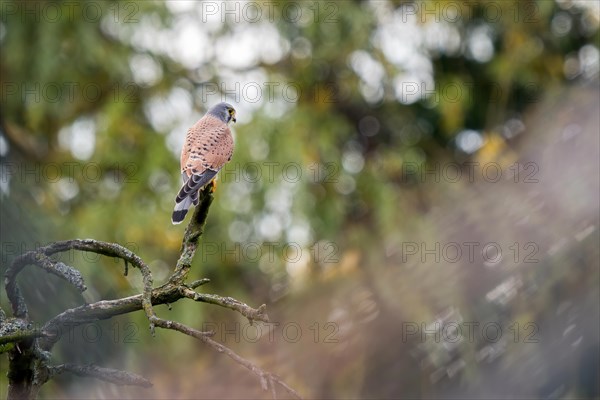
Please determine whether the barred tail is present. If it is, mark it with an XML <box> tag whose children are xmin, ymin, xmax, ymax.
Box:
<box><xmin>172</xmin><ymin>196</ymin><xmax>193</xmax><ymax>224</ymax></box>
<box><xmin>172</xmin><ymin>169</ymin><xmax>218</xmax><ymax>224</ymax></box>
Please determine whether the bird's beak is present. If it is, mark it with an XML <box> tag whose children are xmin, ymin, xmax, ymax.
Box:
<box><xmin>232</xmin><ymin>115</ymin><xmax>237</xmax><ymax>123</ymax></box>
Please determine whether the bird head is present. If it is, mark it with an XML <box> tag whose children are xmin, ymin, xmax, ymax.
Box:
<box><xmin>208</xmin><ymin>102</ymin><xmax>236</xmax><ymax>124</ymax></box>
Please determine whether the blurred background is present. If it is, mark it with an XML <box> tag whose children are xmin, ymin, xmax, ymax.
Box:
<box><xmin>1</xmin><ymin>0</ymin><xmax>599</xmax><ymax>398</ymax></box>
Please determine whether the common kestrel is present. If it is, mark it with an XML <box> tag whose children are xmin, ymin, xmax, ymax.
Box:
<box><xmin>172</xmin><ymin>102</ymin><xmax>236</xmax><ymax>224</ymax></box>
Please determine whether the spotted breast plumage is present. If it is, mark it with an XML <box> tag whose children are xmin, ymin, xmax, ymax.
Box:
<box><xmin>172</xmin><ymin>102</ymin><xmax>236</xmax><ymax>224</ymax></box>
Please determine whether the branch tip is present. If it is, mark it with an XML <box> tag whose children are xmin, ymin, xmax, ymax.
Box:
<box><xmin>189</xmin><ymin>278</ymin><xmax>211</xmax><ymax>289</ymax></box>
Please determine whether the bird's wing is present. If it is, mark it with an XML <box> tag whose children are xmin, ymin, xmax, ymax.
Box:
<box><xmin>175</xmin><ymin>169</ymin><xmax>218</xmax><ymax>204</ymax></box>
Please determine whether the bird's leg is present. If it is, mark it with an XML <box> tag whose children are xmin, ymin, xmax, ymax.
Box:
<box><xmin>210</xmin><ymin>178</ymin><xmax>217</xmax><ymax>193</ymax></box>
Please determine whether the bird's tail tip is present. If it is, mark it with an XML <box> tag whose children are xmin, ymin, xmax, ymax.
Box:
<box><xmin>171</xmin><ymin>209</ymin><xmax>188</xmax><ymax>224</ymax></box>
<box><xmin>172</xmin><ymin>195</ymin><xmax>193</xmax><ymax>224</ymax></box>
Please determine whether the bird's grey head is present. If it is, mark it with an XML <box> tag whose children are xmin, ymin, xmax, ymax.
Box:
<box><xmin>207</xmin><ymin>102</ymin><xmax>236</xmax><ymax>124</ymax></box>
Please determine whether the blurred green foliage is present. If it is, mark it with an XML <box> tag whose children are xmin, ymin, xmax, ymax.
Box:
<box><xmin>1</xmin><ymin>0</ymin><xmax>598</xmax><ymax>398</ymax></box>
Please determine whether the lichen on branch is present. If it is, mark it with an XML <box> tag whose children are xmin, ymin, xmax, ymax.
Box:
<box><xmin>1</xmin><ymin>183</ymin><xmax>301</xmax><ymax>400</ymax></box>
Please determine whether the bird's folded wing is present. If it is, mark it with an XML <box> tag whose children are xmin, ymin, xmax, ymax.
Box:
<box><xmin>175</xmin><ymin>169</ymin><xmax>218</xmax><ymax>204</ymax></box>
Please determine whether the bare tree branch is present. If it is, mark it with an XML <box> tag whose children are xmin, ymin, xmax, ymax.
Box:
<box><xmin>46</xmin><ymin>364</ymin><xmax>153</xmax><ymax>388</ymax></box>
<box><xmin>0</xmin><ymin>319</ymin><xmax>47</xmax><ymax>348</ymax></box>
<box><xmin>2</xmin><ymin>183</ymin><xmax>302</xmax><ymax>399</ymax></box>
<box><xmin>141</xmin><ymin>301</ymin><xmax>299</xmax><ymax>399</ymax></box>
<box><xmin>38</xmin><ymin>280</ymin><xmax>267</xmax><ymax>350</ymax></box>
<box><xmin>5</xmin><ymin>239</ymin><xmax>155</xmax><ymax>325</ymax></box>
<box><xmin>201</xmin><ymin>333</ymin><xmax>302</xmax><ymax>399</ymax></box>
<box><xmin>169</xmin><ymin>184</ymin><xmax>215</xmax><ymax>284</ymax></box>
<box><xmin>181</xmin><ymin>287</ymin><xmax>269</xmax><ymax>323</ymax></box>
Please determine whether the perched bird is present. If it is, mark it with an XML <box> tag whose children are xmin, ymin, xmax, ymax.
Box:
<box><xmin>172</xmin><ymin>102</ymin><xmax>236</xmax><ymax>224</ymax></box>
